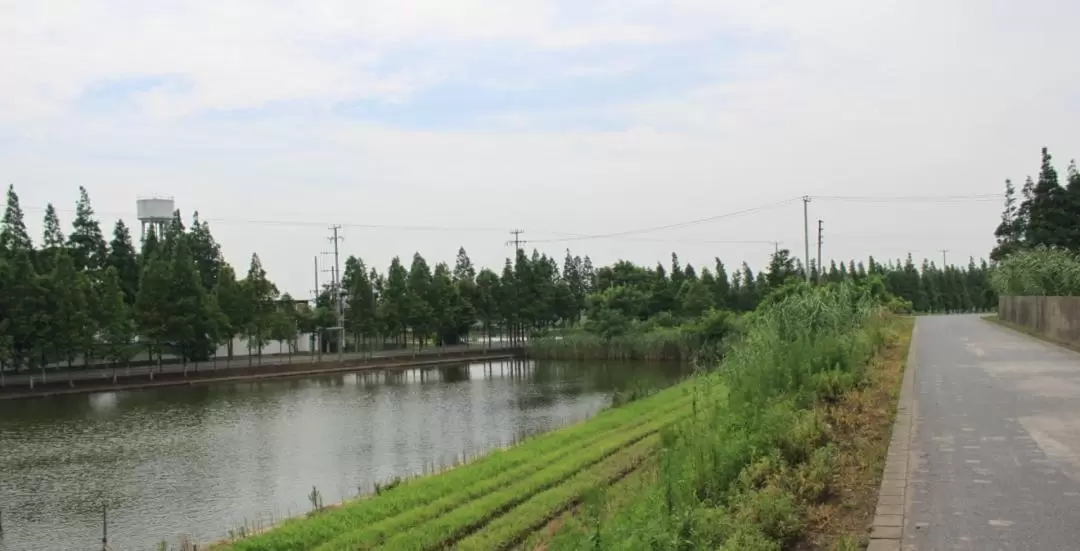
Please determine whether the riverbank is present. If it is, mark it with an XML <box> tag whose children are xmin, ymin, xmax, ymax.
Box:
<box><xmin>209</xmin><ymin>281</ymin><xmax>911</xmax><ymax>550</ymax></box>
<box><xmin>0</xmin><ymin>348</ymin><xmax>521</xmax><ymax>400</ymax></box>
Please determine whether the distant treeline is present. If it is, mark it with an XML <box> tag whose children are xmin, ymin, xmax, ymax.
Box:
<box><xmin>0</xmin><ymin>184</ymin><xmax>995</xmax><ymax>373</ymax></box>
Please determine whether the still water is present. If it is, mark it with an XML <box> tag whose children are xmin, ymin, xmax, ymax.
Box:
<box><xmin>0</xmin><ymin>359</ymin><xmax>684</xmax><ymax>550</ymax></box>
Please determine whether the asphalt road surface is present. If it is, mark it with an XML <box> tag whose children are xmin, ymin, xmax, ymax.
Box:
<box><xmin>0</xmin><ymin>342</ymin><xmax>514</xmax><ymax>387</ymax></box>
<box><xmin>906</xmin><ymin>315</ymin><xmax>1080</xmax><ymax>550</ymax></box>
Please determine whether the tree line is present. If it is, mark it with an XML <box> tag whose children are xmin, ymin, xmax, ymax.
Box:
<box><xmin>992</xmin><ymin>146</ymin><xmax>1080</xmax><ymax>260</ymax></box>
<box><xmin>0</xmin><ymin>184</ymin><xmax>997</xmax><ymax>373</ymax></box>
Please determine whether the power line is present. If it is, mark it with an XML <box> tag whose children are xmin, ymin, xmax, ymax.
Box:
<box><xmin>528</xmin><ymin>197</ymin><xmax>802</xmax><ymax>244</ymax></box>
<box><xmin>505</xmin><ymin>229</ymin><xmax>527</xmax><ymax>252</ymax></box>
<box><xmin>813</xmin><ymin>193</ymin><xmax>1002</xmax><ymax>203</ymax></box>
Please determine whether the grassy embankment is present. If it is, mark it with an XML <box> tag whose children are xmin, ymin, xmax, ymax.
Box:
<box><xmin>528</xmin><ymin>309</ymin><xmax>737</xmax><ymax>362</ymax></box>
<box><xmin>214</xmin><ymin>281</ymin><xmax>911</xmax><ymax>550</ymax></box>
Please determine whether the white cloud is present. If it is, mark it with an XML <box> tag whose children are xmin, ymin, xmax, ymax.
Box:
<box><xmin>2</xmin><ymin>0</ymin><xmax>1078</xmax><ymax>296</ymax></box>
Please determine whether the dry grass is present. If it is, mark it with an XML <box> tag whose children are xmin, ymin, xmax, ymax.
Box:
<box><xmin>797</xmin><ymin>316</ymin><xmax>914</xmax><ymax>550</ymax></box>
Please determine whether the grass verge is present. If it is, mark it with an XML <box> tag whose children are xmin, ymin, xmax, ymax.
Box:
<box><xmin>798</xmin><ymin>315</ymin><xmax>913</xmax><ymax>549</ymax></box>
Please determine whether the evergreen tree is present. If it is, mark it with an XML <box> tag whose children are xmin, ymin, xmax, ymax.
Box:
<box><xmin>499</xmin><ymin>259</ymin><xmax>520</xmax><ymax>344</ymax></box>
<box><xmin>453</xmin><ymin>248</ymin><xmax>479</xmax><ymax>339</ymax></box>
<box><xmin>214</xmin><ymin>264</ymin><xmax>249</xmax><ymax>362</ymax></box>
<box><xmin>713</xmin><ymin>259</ymin><xmax>730</xmax><ymax>309</ymax></box>
<box><xmin>991</xmin><ymin>179</ymin><xmax>1022</xmax><ymax>261</ymax></box>
<box><xmin>380</xmin><ymin>257</ymin><xmax>409</xmax><ymax>343</ymax></box>
<box><xmin>563</xmin><ymin>250</ymin><xmax>587</xmax><ymax>322</ymax></box>
<box><xmin>343</xmin><ymin>256</ymin><xmax>376</xmax><ymax>348</ymax></box>
<box><xmin>406</xmin><ymin>253</ymin><xmax>434</xmax><ymax>346</ymax></box>
<box><xmin>0</xmin><ymin>184</ymin><xmax>32</xmax><ymax>255</ymax></box>
<box><xmin>140</xmin><ymin>226</ymin><xmax>160</xmax><ymax>263</ymax></box>
<box><xmin>68</xmin><ymin>186</ymin><xmax>108</xmax><ymax>272</ymax></box>
<box><xmin>188</xmin><ymin>212</ymin><xmax>224</xmax><ymax>292</ymax></box>
<box><xmin>1023</xmin><ymin>148</ymin><xmax>1069</xmax><ymax>248</ymax></box>
<box><xmin>46</xmin><ymin>252</ymin><xmax>91</xmax><ymax>367</ymax></box>
<box><xmin>39</xmin><ymin>203</ymin><xmax>66</xmax><ymax>272</ymax></box>
<box><xmin>98</xmin><ymin>267</ymin><xmax>135</xmax><ymax>366</ymax></box>
<box><xmin>107</xmin><ymin>220</ymin><xmax>140</xmax><ymax>305</ymax></box>
<box><xmin>7</xmin><ymin>252</ymin><xmax>47</xmax><ymax>370</ymax></box>
<box><xmin>243</xmin><ymin>253</ymin><xmax>278</xmax><ymax>363</ymax></box>
<box><xmin>766</xmin><ymin>248</ymin><xmax>797</xmax><ymax>288</ymax></box>
<box><xmin>678</xmin><ymin>280</ymin><xmax>714</xmax><ymax>318</ymax></box>
<box><xmin>1066</xmin><ymin>160</ymin><xmax>1080</xmax><ymax>250</ymax></box>
<box><xmin>475</xmin><ymin>268</ymin><xmax>501</xmax><ymax>344</ymax></box>
<box><xmin>430</xmin><ymin>263</ymin><xmax>459</xmax><ymax>344</ymax></box>
<box><xmin>135</xmin><ymin>247</ymin><xmax>171</xmax><ymax>367</ymax></box>
<box><xmin>166</xmin><ymin>234</ymin><xmax>219</xmax><ymax>364</ymax></box>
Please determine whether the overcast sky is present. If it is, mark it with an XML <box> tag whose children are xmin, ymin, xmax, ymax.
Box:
<box><xmin>3</xmin><ymin>0</ymin><xmax>1078</xmax><ymax>297</ymax></box>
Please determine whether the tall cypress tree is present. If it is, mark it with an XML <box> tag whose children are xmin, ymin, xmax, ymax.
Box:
<box><xmin>188</xmin><ymin>212</ymin><xmax>223</xmax><ymax>292</ymax></box>
<box><xmin>1066</xmin><ymin>160</ymin><xmax>1080</xmax><ymax>251</ymax></box>
<box><xmin>713</xmin><ymin>258</ymin><xmax>730</xmax><ymax>309</ymax></box>
<box><xmin>406</xmin><ymin>253</ymin><xmax>434</xmax><ymax>346</ymax></box>
<box><xmin>107</xmin><ymin>220</ymin><xmax>140</xmax><ymax>306</ymax></box>
<box><xmin>381</xmin><ymin>257</ymin><xmax>409</xmax><ymax>343</ymax></box>
<box><xmin>166</xmin><ymin>234</ymin><xmax>218</xmax><ymax>364</ymax></box>
<box><xmin>7</xmin><ymin>252</ymin><xmax>47</xmax><ymax>370</ymax></box>
<box><xmin>136</xmin><ymin>246</ymin><xmax>171</xmax><ymax>368</ymax></box>
<box><xmin>39</xmin><ymin>203</ymin><xmax>66</xmax><ymax>273</ymax></box>
<box><xmin>46</xmin><ymin>252</ymin><xmax>90</xmax><ymax>367</ymax></box>
<box><xmin>243</xmin><ymin>253</ymin><xmax>278</xmax><ymax>363</ymax></box>
<box><xmin>1023</xmin><ymin>147</ymin><xmax>1069</xmax><ymax>248</ymax></box>
<box><xmin>98</xmin><ymin>266</ymin><xmax>135</xmax><ymax>366</ymax></box>
<box><xmin>991</xmin><ymin>179</ymin><xmax>1022</xmax><ymax>261</ymax></box>
<box><xmin>343</xmin><ymin>256</ymin><xmax>376</xmax><ymax>348</ymax></box>
<box><xmin>0</xmin><ymin>185</ymin><xmax>32</xmax><ymax>256</ymax></box>
<box><xmin>68</xmin><ymin>186</ymin><xmax>108</xmax><ymax>272</ymax></box>
<box><xmin>213</xmin><ymin>264</ymin><xmax>248</xmax><ymax>362</ymax></box>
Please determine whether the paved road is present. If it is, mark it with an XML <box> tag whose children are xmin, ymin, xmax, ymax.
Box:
<box><xmin>0</xmin><ymin>342</ymin><xmax>514</xmax><ymax>387</ymax></box>
<box><xmin>905</xmin><ymin>315</ymin><xmax>1080</xmax><ymax>550</ymax></box>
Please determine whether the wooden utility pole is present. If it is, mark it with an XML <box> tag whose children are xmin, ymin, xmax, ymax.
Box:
<box><xmin>940</xmin><ymin>249</ymin><xmax>949</xmax><ymax>267</ymax></box>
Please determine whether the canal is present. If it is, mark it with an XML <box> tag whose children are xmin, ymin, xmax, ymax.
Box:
<box><xmin>0</xmin><ymin>359</ymin><xmax>685</xmax><ymax>550</ymax></box>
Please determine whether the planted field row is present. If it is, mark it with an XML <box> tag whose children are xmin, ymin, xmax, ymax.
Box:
<box><xmin>456</xmin><ymin>435</ymin><xmax>660</xmax><ymax>550</ymax></box>
<box><xmin>315</xmin><ymin>414</ymin><xmax>675</xmax><ymax>551</ymax></box>
<box><xmin>220</xmin><ymin>384</ymin><xmax>692</xmax><ymax>551</ymax></box>
<box><xmin>306</xmin><ymin>408</ymin><xmax>688</xmax><ymax>551</ymax></box>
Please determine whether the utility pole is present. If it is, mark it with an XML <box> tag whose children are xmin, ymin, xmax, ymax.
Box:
<box><xmin>802</xmin><ymin>196</ymin><xmax>811</xmax><ymax>282</ymax></box>
<box><xmin>812</xmin><ymin>217</ymin><xmax>820</xmax><ymax>280</ymax></box>
<box><xmin>506</xmin><ymin>229</ymin><xmax>527</xmax><ymax>254</ymax></box>
<box><xmin>328</xmin><ymin>225</ymin><xmax>344</xmax><ymax>363</ymax></box>
<box><xmin>313</xmin><ymin>256</ymin><xmax>320</xmax><ymax>361</ymax></box>
<box><xmin>940</xmin><ymin>249</ymin><xmax>949</xmax><ymax>267</ymax></box>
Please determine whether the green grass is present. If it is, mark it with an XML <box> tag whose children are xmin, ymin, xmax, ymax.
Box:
<box><xmin>216</xmin><ymin>280</ymin><xmax>898</xmax><ymax>551</ymax></box>
<box><xmin>527</xmin><ymin>327</ymin><xmax>700</xmax><ymax>361</ymax></box>
<box><xmin>455</xmin><ymin>436</ymin><xmax>659</xmax><ymax>550</ymax></box>
<box><xmin>539</xmin><ymin>281</ymin><xmax>895</xmax><ymax>549</ymax></box>
<box><xmin>311</xmin><ymin>413</ymin><xmax>682</xmax><ymax>550</ymax></box>
<box><xmin>216</xmin><ymin>383</ymin><xmax>693</xmax><ymax>551</ymax></box>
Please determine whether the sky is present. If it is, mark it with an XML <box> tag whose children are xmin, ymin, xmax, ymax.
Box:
<box><xmin>2</xmin><ymin>0</ymin><xmax>1079</xmax><ymax>298</ymax></box>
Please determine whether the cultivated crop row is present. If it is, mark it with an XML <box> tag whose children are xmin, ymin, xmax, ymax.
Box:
<box><xmin>221</xmin><ymin>384</ymin><xmax>691</xmax><ymax>551</ymax></box>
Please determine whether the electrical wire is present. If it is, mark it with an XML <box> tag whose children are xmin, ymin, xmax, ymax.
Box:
<box><xmin>527</xmin><ymin>197</ymin><xmax>802</xmax><ymax>243</ymax></box>
<box><xmin>813</xmin><ymin>193</ymin><xmax>1003</xmax><ymax>203</ymax></box>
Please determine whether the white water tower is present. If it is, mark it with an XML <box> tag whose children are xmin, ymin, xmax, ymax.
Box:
<box><xmin>136</xmin><ymin>196</ymin><xmax>175</xmax><ymax>240</ymax></box>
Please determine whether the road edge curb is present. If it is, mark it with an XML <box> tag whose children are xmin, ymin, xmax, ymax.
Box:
<box><xmin>868</xmin><ymin>319</ymin><xmax>918</xmax><ymax>551</ymax></box>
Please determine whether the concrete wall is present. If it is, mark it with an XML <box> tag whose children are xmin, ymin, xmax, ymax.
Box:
<box><xmin>999</xmin><ymin>296</ymin><xmax>1080</xmax><ymax>343</ymax></box>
